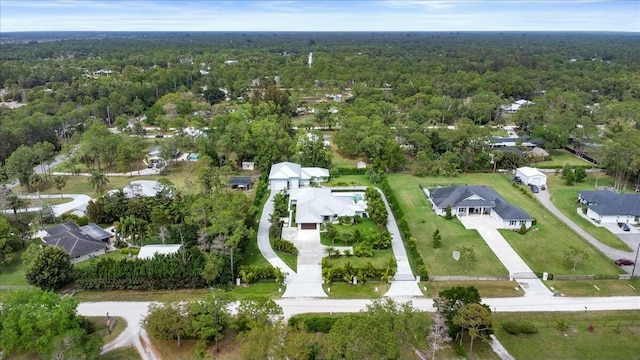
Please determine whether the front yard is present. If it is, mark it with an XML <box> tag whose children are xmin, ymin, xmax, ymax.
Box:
<box><xmin>387</xmin><ymin>173</ymin><xmax>622</xmax><ymax>277</ymax></box>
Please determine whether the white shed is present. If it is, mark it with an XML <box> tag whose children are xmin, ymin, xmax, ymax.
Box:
<box><xmin>515</xmin><ymin>167</ymin><xmax>547</xmax><ymax>186</ymax></box>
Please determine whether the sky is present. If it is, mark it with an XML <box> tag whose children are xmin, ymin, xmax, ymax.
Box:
<box><xmin>1</xmin><ymin>0</ymin><xmax>638</xmax><ymax>33</ymax></box>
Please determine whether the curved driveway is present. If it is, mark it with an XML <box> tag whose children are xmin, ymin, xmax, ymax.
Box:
<box><xmin>534</xmin><ymin>190</ymin><xmax>638</xmax><ymax>276</ymax></box>
<box><xmin>2</xmin><ymin>194</ymin><xmax>91</xmax><ymax>217</ymax></box>
<box><xmin>257</xmin><ymin>192</ymin><xmax>296</xmax><ymax>279</ymax></box>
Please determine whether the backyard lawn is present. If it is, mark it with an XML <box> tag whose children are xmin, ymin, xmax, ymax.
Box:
<box><xmin>493</xmin><ymin>311</ymin><xmax>640</xmax><ymax>360</ymax></box>
<box><xmin>0</xmin><ymin>239</ymin><xmax>41</xmax><ymax>287</ymax></box>
<box><xmin>546</xmin><ymin>173</ymin><xmax>632</xmax><ymax>251</ymax></box>
<box><xmin>387</xmin><ymin>173</ymin><xmax>622</xmax><ymax>277</ymax></box>
<box><xmin>537</xmin><ymin>149</ymin><xmax>594</xmax><ymax>167</ymax></box>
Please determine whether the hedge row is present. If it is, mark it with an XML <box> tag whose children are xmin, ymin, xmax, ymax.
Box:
<box><xmin>119</xmin><ymin>248</ymin><xmax>140</xmax><ymax>255</ymax></box>
<box><xmin>238</xmin><ymin>265</ymin><xmax>284</xmax><ymax>284</ymax></box>
<box><xmin>331</xmin><ymin>167</ymin><xmax>368</xmax><ymax>175</ymax></box>
<box><xmin>380</xmin><ymin>179</ymin><xmax>429</xmax><ymax>279</ymax></box>
<box><xmin>271</xmin><ymin>238</ymin><xmax>298</xmax><ymax>256</ymax></box>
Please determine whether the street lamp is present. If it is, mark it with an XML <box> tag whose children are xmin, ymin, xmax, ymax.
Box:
<box><xmin>632</xmin><ymin>242</ymin><xmax>640</xmax><ymax>280</ymax></box>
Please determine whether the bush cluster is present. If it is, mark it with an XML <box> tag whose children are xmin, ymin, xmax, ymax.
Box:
<box><xmin>322</xmin><ymin>258</ymin><xmax>396</xmax><ymax>284</ymax></box>
<box><xmin>288</xmin><ymin>315</ymin><xmax>339</xmax><ymax>333</ymax></box>
<box><xmin>119</xmin><ymin>248</ymin><xmax>140</xmax><ymax>255</ymax></box>
<box><xmin>238</xmin><ymin>265</ymin><xmax>284</xmax><ymax>284</ymax></box>
<box><xmin>271</xmin><ymin>238</ymin><xmax>298</xmax><ymax>255</ymax></box>
<box><xmin>331</xmin><ymin>167</ymin><xmax>368</xmax><ymax>176</ymax></box>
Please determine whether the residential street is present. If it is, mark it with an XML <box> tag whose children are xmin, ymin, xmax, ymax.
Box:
<box><xmin>78</xmin><ymin>295</ymin><xmax>640</xmax><ymax>359</ymax></box>
<box><xmin>534</xmin><ymin>190</ymin><xmax>639</xmax><ymax>276</ymax></box>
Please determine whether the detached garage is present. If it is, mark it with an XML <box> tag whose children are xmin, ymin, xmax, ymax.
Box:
<box><xmin>516</xmin><ymin>167</ymin><xmax>547</xmax><ymax>186</ymax></box>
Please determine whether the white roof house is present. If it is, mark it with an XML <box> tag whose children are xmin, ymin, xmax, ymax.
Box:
<box><xmin>137</xmin><ymin>244</ymin><xmax>182</xmax><ymax>260</ymax></box>
<box><xmin>290</xmin><ymin>188</ymin><xmax>367</xmax><ymax>230</ymax></box>
<box><xmin>114</xmin><ymin>180</ymin><xmax>172</xmax><ymax>198</ymax></box>
<box><xmin>268</xmin><ymin>162</ymin><xmax>329</xmax><ymax>192</ymax></box>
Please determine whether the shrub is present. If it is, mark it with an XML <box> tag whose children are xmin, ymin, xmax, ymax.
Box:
<box><xmin>119</xmin><ymin>248</ymin><xmax>140</xmax><ymax>255</ymax></box>
<box><xmin>503</xmin><ymin>321</ymin><xmax>521</xmax><ymax>335</ymax></box>
<box><xmin>353</xmin><ymin>241</ymin><xmax>373</xmax><ymax>257</ymax></box>
<box><xmin>519</xmin><ymin>320</ymin><xmax>538</xmax><ymax>334</ymax></box>
<box><xmin>271</xmin><ymin>238</ymin><xmax>298</xmax><ymax>255</ymax></box>
<box><xmin>556</xmin><ymin>319</ymin><xmax>569</xmax><ymax>331</ymax></box>
<box><xmin>289</xmin><ymin>315</ymin><xmax>339</xmax><ymax>333</ymax></box>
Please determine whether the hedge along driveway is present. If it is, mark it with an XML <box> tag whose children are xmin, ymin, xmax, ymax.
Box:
<box><xmin>387</xmin><ymin>174</ymin><xmax>508</xmax><ymax>276</ymax></box>
<box><xmin>387</xmin><ymin>173</ymin><xmax>622</xmax><ymax>277</ymax></box>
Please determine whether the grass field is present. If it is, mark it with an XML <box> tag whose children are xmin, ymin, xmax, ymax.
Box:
<box><xmin>387</xmin><ymin>173</ymin><xmax>622</xmax><ymax>276</ymax></box>
<box><xmin>0</xmin><ymin>239</ymin><xmax>41</xmax><ymax>287</ymax></box>
<box><xmin>544</xmin><ymin>278</ymin><xmax>640</xmax><ymax>297</ymax></box>
<box><xmin>323</xmin><ymin>281</ymin><xmax>390</xmax><ymax>298</ymax></box>
<box><xmin>546</xmin><ymin>173</ymin><xmax>632</xmax><ymax>251</ymax></box>
<box><xmin>538</xmin><ymin>149</ymin><xmax>594</xmax><ymax>167</ymax></box>
<box><xmin>493</xmin><ymin>310</ymin><xmax>640</xmax><ymax>360</ymax></box>
<box><xmin>100</xmin><ymin>347</ymin><xmax>141</xmax><ymax>360</ymax></box>
<box><xmin>424</xmin><ymin>280</ymin><xmax>525</xmax><ymax>298</ymax></box>
<box><xmin>327</xmin><ymin>174</ymin><xmax>373</xmax><ymax>187</ymax></box>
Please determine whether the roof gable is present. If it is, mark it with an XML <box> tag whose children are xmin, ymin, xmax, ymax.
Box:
<box><xmin>429</xmin><ymin>186</ymin><xmax>532</xmax><ymax>221</ymax></box>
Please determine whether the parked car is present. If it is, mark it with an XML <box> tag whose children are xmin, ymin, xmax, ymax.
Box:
<box><xmin>530</xmin><ymin>184</ymin><xmax>539</xmax><ymax>193</ymax></box>
<box><xmin>615</xmin><ymin>258</ymin><xmax>635</xmax><ymax>266</ymax></box>
<box><xmin>146</xmin><ymin>163</ymin><xmax>154</xmax><ymax>169</ymax></box>
<box><xmin>540</xmin><ymin>184</ymin><xmax>546</xmax><ymax>190</ymax></box>
<box><xmin>513</xmin><ymin>176</ymin><xmax>523</xmax><ymax>184</ymax></box>
<box><xmin>617</xmin><ymin>222</ymin><xmax>631</xmax><ymax>231</ymax></box>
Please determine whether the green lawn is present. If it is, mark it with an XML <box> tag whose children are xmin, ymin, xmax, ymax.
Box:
<box><xmin>538</xmin><ymin>149</ymin><xmax>594</xmax><ymax>167</ymax></box>
<box><xmin>323</xmin><ymin>281</ymin><xmax>390</xmax><ymax>298</ymax></box>
<box><xmin>545</xmin><ymin>278</ymin><xmax>640</xmax><ymax>297</ymax></box>
<box><xmin>493</xmin><ymin>311</ymin><xmax>640</xmax><ymax>360</ymax></box>
<box><xmin>546</xmin><ymin>173</ymin><xmax>632</xmax><ymax>251</ymax></box>
<box><xmin>387</xmin><ymin>173</ymin><xmax>622</xmax><ymax>276</ymax></box>
<box><xmin>320</xmin><ymin>218</ymin><xmax>379</xmax><ymax>246</ymax></box>
<box><xmin>87</xmin><ymin>316</ymin><xmax>127</xmax><ymax>344</ymax></box>
<box><xmin>327</xmin><ymin>174</ymin><xmax>373</xmax><ymax>187</ymax></box>
<box><xmin>74</xmin><ymin>250</ymin><xmax>130</xmax><ymax>270</ymax></box>
<box><xmin>387</xmin><ymin>173</ymin><xmax>508</xmax><ymax>276</ymax></box>
<box><xmin>100</xmin><ymin>347</ymin><xmax>141</xmax><ymax>360</ymax></box>
<box><xmin>424</xmin><ymin>280</ymin><xmax>525</xmax><ymax>298</ymax></box>
<box><xmin>325</xmin><ymin>248</ymin><xmax>395</xmax><ymax>268</ymax></box>
<box><xmin>0</xmin><ymin>239</ymin><xmax>41</xmax><ymax>287</ymax></box>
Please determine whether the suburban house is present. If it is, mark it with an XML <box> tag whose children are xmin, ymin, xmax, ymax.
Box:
<box><xmin>268</xmin><ymin>162</ymin><xmax>329</xmax><ymax>192</ymax></box>
<box><xmin>500</xmin><ymin>99</ymin><xmax>534</xmax><ymax>114</ymax></box>
<box><xmin>489</xmin><ymin>135</ymin><xmax>538</xmax><ymax>148</ymax></box>
<box><xmin>289</xmin><ymin>188</ymin><xmax>368</xmax><ymax>230</ymax></box>
<box><xmin>42</xmin><ymin>222</ymin><xmax>110</xmax><ymax>263</ymax></box>
<box><xmin>137</xmin><ymin>244</ymin><xmax>182</xmax><ymax>260</ymax></box>
<box><xmin>426</xmin><ymin>186</ymin><xmax>534</xmax><ymax>229</ymax></box>
<box><xmin>578</xmin><ymin>190</ymin><xmax>640</xmax><ymax>225</ymax></box>
<box><xmin>515</xmin><ymin>167</ymin><xmax>547</xmax><ymax>186</ymax></box>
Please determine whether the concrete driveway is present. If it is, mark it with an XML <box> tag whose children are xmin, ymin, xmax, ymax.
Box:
<box><xmin>460</xmin><ymin>217</ymin><xmax>553</xmax><ymax>297</ymax></box>
<box><xmin>534</xmin><ymin>190</ymin><xmax>639</xmax><ymax>276</ymax></box>
<box><xmin>282</xmin><ymin>228</ymin><xmax>328</xmax><ymax>298</ymax></box>
<box><xmin>2</xmin><ymin>194</ymin><xmax>91</xmax><ymax>217</ymax></box>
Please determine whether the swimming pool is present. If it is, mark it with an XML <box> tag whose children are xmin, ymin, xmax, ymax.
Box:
<box><xmin>188</xmin><ymin>153</ymin><xmax>199</xmax><ymax>161</ymax></box>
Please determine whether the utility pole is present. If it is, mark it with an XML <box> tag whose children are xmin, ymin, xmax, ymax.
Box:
<box><xmin>632</xmin><ymin>242</ymin><xmax>640</xmax><ymax>279</ymax></box>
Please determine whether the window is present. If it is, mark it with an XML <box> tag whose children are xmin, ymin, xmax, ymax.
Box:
<box><xmin>519</xmin><ymin>221</ymin><xmax>527</xmax><ymax>226</ymax></box>
<box><xmin>509</xmin><ymin>220</ymin><xmax>517</xmax><ymax>226</ymax></box>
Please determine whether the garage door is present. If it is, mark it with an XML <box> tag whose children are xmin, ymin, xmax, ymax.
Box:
<box><xmin>301</xmin><ymin>223</ymin><xmax>317</xmax><ymax>230</ymax></box>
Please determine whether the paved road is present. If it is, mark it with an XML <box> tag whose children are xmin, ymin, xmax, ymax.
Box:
<box><xmin>2</xmin><ymin>194</ymin><xmax>91</xmax><ymax>217</ymax></box>
<box><xmin>534</xmin><ymin>190</ymin><xmax>638</xmax><ymax>276</ymax></box>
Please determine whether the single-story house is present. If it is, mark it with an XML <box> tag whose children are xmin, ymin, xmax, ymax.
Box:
<box><xmin>42</xmin><ymin>222</ymin><xmax>109</xmax><ymax>263</ymax></box>
<box><xmin>268</xmin><ymin>162</ymin><xmax>329</xmax><ymax>192</ymax></box>
<box><xmin>489</xmin><ymin>135</ymin><xmax>538</xmax><ymax>148</ymax></box>
<box><xmin>228</xmin><ymin>177</ymin><xmax>252</xmax><ymax>190</ymax></box>
<box><xmin>426</xmin><ymin>186</ymin><xmax>533</xmax><ymax>229</ymax></box>
<box><xmin>578</xmin><ymin>190</ymin><xmax>640</xmax><ymax>224</ymax></box>
<box><xmin>137</xmin><ymin>244</ymin><xmax>182</xmax><ymax>260</ymax></box>
<box><xmin>289</xmin><ymin>188</ymin><xmax>368</xmax><ymax>230</ymax></box>
<box><xmin>500</xmin><ymin>99</ymin><xmax>534</xmax><ymax>114</ymax></box>
<box><xmin>121</xmin><ymin>180</ymin><xmax>164</xmax><ymax>198</ymax></box>
<box><xmin>527</xmin><ymin>146</ymin><xmax>549</xmax><ymax>159</ymax></box>
<box><xmin>515</xmin><ymin>167</ymin><xmax>547</xmax><ymax>186</ymax></box>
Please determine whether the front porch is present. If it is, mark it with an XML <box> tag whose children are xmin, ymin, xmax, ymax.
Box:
<box><xmin>457</xmin><ymin>206</ymin><xmax>493</xmax><ymax>217</ymax></box>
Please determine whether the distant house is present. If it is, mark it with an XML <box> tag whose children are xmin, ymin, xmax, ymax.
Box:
<box><xmin>242</xmin><ymin>162</ymin><xmax>255</xmax><ymax>171</ymax></box>
<box><xmin>113</xmin><ymin>180</ymin><xmax>173</xmax><ymax>198</ymax></box>
<box><xmin>500</xmin><ymin>99</ymin><xmax>534</xmax><ymax>114</ymax></box>
<box><xmin>42</xmin><ymin>222</ymin><xmax>109</xmax><ymax>263</ymax></box>
<box><xmin>148</xmin><ymin>146</ymin><xmax>162</xmax><ymax>161</ymax></box>
<box><xmin>578</xmin><ymin>190</ymin><xmax>640</xmax><ymax>225</ymax></box>
<box><xmin>496</xmin><ymin>146</ymin><xmax>524</xmax><ymax>157</ymax></box>
<box><xmin>425</xmin><ymin>186</ymin><xmax>533</xmax><ymax>229</ymax></box>
<box><xmin>228</xmin><ymin>177</ymin><xmax>252</xmax><ymax>190</ymax></box>
<box><xmin>489</xmin><ymin>135</ymin><xmax>538</xmax><ymax>148</ymax></box>
<box><xmin>268</xmin><ymin>162</ymin><xmax>329</xmax><ymax>192</ymax></box>
<box><xmin>290</xmin><ymin>188</ymin><xmax>368</xmax><ymax>230</ymax></box>
<box><xmin>357</xmin><ymin>161</ymin><xmax>367</xmax><ymax>169</ymax></box>
<box><xmin>527</xmin><ymin>146</ymin><xmax>549</xmax><ymax>159</ymax></box>
<box><xmin>515</xmin><ymin>167</ymin><xmax>547</xmax><ymax>186</ymax></box>
<box><xmin>137</xmin><ymin>244</ymin><xmax>182</xmax><ymax>260</ymax></box>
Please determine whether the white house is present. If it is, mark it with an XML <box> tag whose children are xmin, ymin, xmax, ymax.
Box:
<box><xmin>515</xmin><ymin>167</ymin><xmax>547</xmax><ymax>186</ymax></box>
<box><xmin>578</xmin><ymin>190</ymin><xmax>640</xmax><ymax>225</ymax></box>
<box><xmin>137</xmin><ymin>244</ymin><xmax>182</xmax><ymax>260</ymax></box>
<box><xmin>268</xmin><ymin>162</ymin><xmax>329</xmax><ymax>192</ymax></box>
<box><xmin>289</xmin><ymin>188</ymin><xmax>367</xmax><ymax>230</ymax></box>
<box><xmin>426</xmin><ymin>186</ymin><xmax>533</xmax><ymax>229</ymax></box>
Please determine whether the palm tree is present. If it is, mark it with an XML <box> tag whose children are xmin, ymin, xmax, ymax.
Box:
<box><xmin>53</xmin><ymin>175</ymin><xmax>67</xmax><ymax>199</ymax></box>
<box><xmin>28</xmin><ymin>173</ymin><xmax>42</xmax><ymax>193</ymax></box>
<box><xmin>88</xmin><ymin>171</ymin><xmax>109</xmax><ymax>195</ymax></box>
<box><xmin>6</xmin><ymin>194</ymin><xmax>25</xmax><ymax>215</ymax></box>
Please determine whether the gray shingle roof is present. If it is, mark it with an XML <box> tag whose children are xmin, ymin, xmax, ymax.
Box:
<box><xmin>579</xmin><ymin>190</ymin><xmax>640</xmax><ymax>216</ymax></box>
<box><xmin>43</xmin><ymin>222</ymin><xmax>107</xmax><ymax>258</ymax></box>
<box><xmin>429</xmin><ymin>186</ymin><xmax>532</xmax><ymax>221</ymax></box>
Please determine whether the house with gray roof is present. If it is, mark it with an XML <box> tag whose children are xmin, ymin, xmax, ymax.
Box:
<box><xmin>578</xmin><ymin>190</ymin><xmax>640</xmax><ymax>225</ymax></box>
<box><xmin>425</xmin><ymin>185</ymin><xmax>533</xmax><ymax>229</ymax></box>
<box><xmin>289</xmin><ymin>188</ymin><xmax>367</xmax><ymax>230</ymax></box>
<box><xmin>268</xmin><ymin>162</ymin><xmax>329</xmax><ymax>192</ymax></box>
<box><xmin>42</xmin><ymin>222</ymin><xmax>109</xmax><ymax>263</ymax></box>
